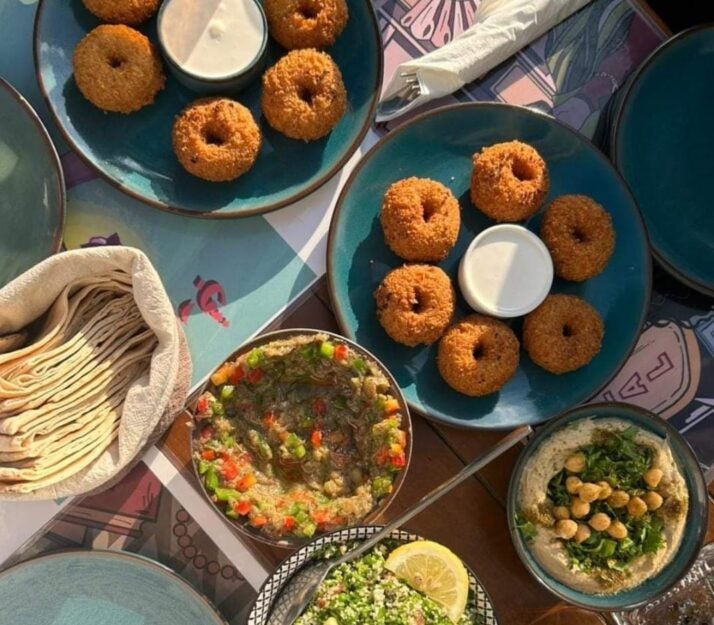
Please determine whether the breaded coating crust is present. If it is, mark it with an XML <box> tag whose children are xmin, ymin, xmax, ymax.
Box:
<box><xmin>375</xmin><ymin>265</ymin><xmax>455</xmax><ymax>347</ymax></box>
<box><xmin>172</xmin><ymin>98</ymin><xmax>262</xmax><ymax>182</ymax></box>
<box><xmin>265</xmin><ymin>0</ymin><xmax>348</xmax><ymax>49</ymax></box>
<box><xmin>541</xmin><ymin>195</ymin><xmax>615</xmax><ymax>282</ymax></box>
<box><xmin>82</xmin><ymin>0</ymin><xmax>161</xmax><ymax>25</ymax></box>
<box><xmin>381</xmin><ymin>177</ymin><xmax>461</xmax><ymax>262</ymax></box>
<box><xmin>73</xmin><ymin>25</ymin><xmax>165</xmax><ymax>114</ymax></box>
<box><xmin>437</xmin><ymin>314</ymin><xmax>519</xmax><ymax>396</ymax></box>
<box><xmin>261</xmin><ymin>49</ymin><xmax>346</xmax><ymax>141</ymax></box>
<box><xmin>471</xmin><ymin>140</ymin><xmax>549</xmax><ymax>222</ymax></box>
<box><xmin>523</xmin><ymin>294</ymin><xmax>604</xmax><ymax>374</ymax></box>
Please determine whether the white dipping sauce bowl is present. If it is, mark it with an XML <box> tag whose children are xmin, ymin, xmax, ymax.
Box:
<box><xmin>458</xmin><ymin>224</ymin><xmax>553</xmax><ymax>318</ymax></box>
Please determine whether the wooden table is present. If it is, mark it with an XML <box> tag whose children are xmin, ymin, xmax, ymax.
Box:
<box><xmin>160</xmin><ymin>278</ymin><xmax>714</xmax><ymax>625</ymax></box>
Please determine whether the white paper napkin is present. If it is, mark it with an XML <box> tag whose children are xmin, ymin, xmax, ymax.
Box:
<box><xmin>379</xmin><ymin>0</ymin><xmax>594</xmax><ymax>121</ymax></box>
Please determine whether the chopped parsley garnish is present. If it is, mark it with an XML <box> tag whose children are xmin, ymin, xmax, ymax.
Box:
<box><xmin>515</xmin><ymin>513</ymin><xmax>538</xmax><ymax>542</ymax></box>
<box><xmin>579</xmin><ymin>427</ymin><xmax>652</xmax><ymax>491</ymax></box>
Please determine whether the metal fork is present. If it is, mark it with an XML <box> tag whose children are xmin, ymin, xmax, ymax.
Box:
<box><xmin>267</xmin><ymin>424</ymin><xmax>532</xmax><ymax>625</ymax></box>
<box><xmin>375</xmin><ymin>71</ymin><xmax>422</xmax><ymax>123</ymax></box>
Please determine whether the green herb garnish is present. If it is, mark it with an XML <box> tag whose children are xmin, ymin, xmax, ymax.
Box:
<box><xmin>579</xmin><ymin>427</ymin><xmax>652</xmax><ymax>490</ymax></box>
<box><xmin>547</xmin><ymin>470</ymin><xmax>571</xmax><ymax>507</ymax></box>
<box><xmin>515</xmin><ymin>513</ymin><xmax>538</xmax><ymax>542</ymax></box>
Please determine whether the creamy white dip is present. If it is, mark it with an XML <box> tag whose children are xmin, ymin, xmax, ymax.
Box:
<box><xmin>159</xmin><ymin>0</ymin><xmax>265</xmax><ymax>80</ymax></box>
<box><xmin>458</xmin><ymin>224</ymin><xmax>553</xmax><ymax>318</ymax></box>
<box><xmin>519</xmin><ymin>418</ymin><xmax>688</xmax><ymax>594</ymax></box>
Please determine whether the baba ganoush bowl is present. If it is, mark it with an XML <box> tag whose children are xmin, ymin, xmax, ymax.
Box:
<box><xmin>190</xmin><ymin>329</ymin><xmax>412</xmax><ymax>548</ymax></box>
<box><xmin>247</xmin><ymin>526</ymin><xmax>498</xmax><ymax>625</ymax></box>
<box><xmin>506</xmin><ymin>402</ymin><xmax>708</xmax><ymax>611</ymax></box>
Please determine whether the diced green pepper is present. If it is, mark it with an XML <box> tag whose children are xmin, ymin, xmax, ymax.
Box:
<box><xmin>294</xmin><ymin>510</ymin><xmax>310</xmax><ymax>524</ymax></box>
<box><xmin>351</xmin><ymin>357</ymin><xmax>367</xmax><ymax>374</ymax></box>
<box><xmin>225</xmin><ymin>506</ymin><xmax>239</xmax><ymax>519</ymax></box>
<box><xmin>211</xmin><ymin>401</ymin><xmax>225</xmax><ymax>417</ymax></box>
<box><xmin>294</xmin><ymin>444</ymin><xmax>307</xmax><ymax>459</ymax></box>
<box><xmin>319</xmin><ymin>341</ymin><xmax>335</xmax><ymax>359</ymax></box>
<box><xmin>205</xmin><ymin>467</ymin><xmax>219</xmax><ymax>492</ymax></box>
<box><xmin>246</xmin><ymin>348</ymin><xmax>262</xmax><ymax>369</ymax></box>
<box><xmin>220</xmin><ymin>385</ymin><xmax>235</xmax><ymax>400</ymax></box>
<box><xmin>371</xmin><ymin>475</ymin><xmax>392</xmax><ymax>497</ymax></box>
<box><xmin>215</xmin><ymin>487</ymin><xmax>240</xmax><ymax>502</ymax></box>
<box><xmin>197</xmin><ymin>459</ymin><xmax>212</xmax><ymax>475</ymax></box>
<box><xmin>219</xmin><ymin>432</ymin><xmax>236</xmax><ymax>448</ymax></box>
<box><xmin>296</xmin><ymin>521</ymin><xmax>317</xmax><ymax>538</ymax></box>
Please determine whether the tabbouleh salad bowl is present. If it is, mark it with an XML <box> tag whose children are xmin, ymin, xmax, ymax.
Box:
<box><xmin>190</xmin><ymin>329</ymin><xmax>413</xmax><ymax>548</ymax></box>
<box><xmin>247</xmin><ymin>526</ymin><xmax>498</xmax><ymax>625</ymax></box>
<box><xmin>506</xmin><ymin>402</ymin><xmax>708</xmax><ymax>612</ymax></box>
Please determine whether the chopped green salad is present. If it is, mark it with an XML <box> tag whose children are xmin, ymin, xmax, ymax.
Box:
<box><xmin>193</xmin><ymin>334</ymin><xmax>408</xmax><ymax>541</ymax></box>
<box><xmin>295</xmin><ymin>542</ymin><xmax>479</xmax><ymax>625</ymax></box>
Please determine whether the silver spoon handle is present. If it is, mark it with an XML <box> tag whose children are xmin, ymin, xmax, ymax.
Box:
<box><xmin>337</xmin><ymin>424</ymin><xmax>532</xmax><ymax>565</ymax></box>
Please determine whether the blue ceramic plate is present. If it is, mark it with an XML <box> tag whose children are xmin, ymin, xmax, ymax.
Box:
<box><xmin>327</xmin><ymin>103</ymin><xmax>651</xmax><ymax>429</ymax></box>
<box><xmin>0</xmin><ymin>77</ymin><xmax>64</xmax><ymax>288</ymax></box>
<box><xmin>611</xmin><ymin>25</ymin><xmax>714</xmax><ymax>296</ymax></box>
<box><xmin>33</xmin><ymin>0</ymin><xmax>381</xmax><ymax>218</ymax></box>
<box><xmin>0</xmin><ymin>550</ymin><xmax>227</xmax><ymax>625</ymax></box>
<box><xmin>506</xmin><ymin>402</ymin><xmax>709</xmax><ymax>611</ymax></box>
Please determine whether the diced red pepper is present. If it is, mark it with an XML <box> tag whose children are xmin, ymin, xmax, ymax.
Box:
<box><xmin>391</xmin><ymin>452</ymin><xmax>407</xmax><ymax>469</ymax></box>
<box><xmin>375</xmin><ymin>447</ymin><xmax>390</xmax><ymax>466</ymax></box>
<box><xmin>229</xmin><ymin>365</ymin><xmax>245</xmax><ymax>384</ymax></box>
<box><xmin>311</xmin><ymin>429</ymin><xmax>323</xmax><ymax>447</ymax></box>
<box><xmin>312</xmin><ymin>509</ymin><xmax>332</xmax><ymax>525</ymax></box>
<box><xmin>311</xmin><ymin>398</ymin><xmax>326</xmax><ymax>416</ymax></box>
<box><xmin>196</xmin><ymin>395</ymin><xmax>210</xmax><ymax>414</ymax></box>
<box><xmin>201</xmin><ymin>449</ymin><xmax>215</xmax><ymax>461</ymax></box>
<box><xmin>278</xmin><ymin>430</ymin><xmax>289</xmax><ymax>443</ymax></box>
<box><xmin>334</xmin><ymin>344</ymin><xmax>348</xmax><ymax>361</ymax></box>
<box><xmin>248</xmin><ymin>368</ymin><xmax>263</xmax><ymax>384</ymax></box>
<box><xmin>262</xmin><ymin>411</ymin><xmax>277</xmax><ymax>429</ymax></box>
<box><xmin>237</xmin><ymin>473</ymin><xmax>257</xmax><ymax>492</ymax></box>
<box><xmin>234</xmin><ymin>500</ymin><xmax>251</xmax><ymax>516</ymax></box>
<box><xmin>200</xmin><ymin>425</ymin><xmax>215</xmax><ymax>442</ymax></box>
<box><xmin>220</xmin><ymin>460</ymin><xmax>239</xmax><ymax>481</ymax></box>
<box><xmin>250</xmin><ymin>516</ymin><xmax>267</xmax><ymax>527</ymax></box>
<box><xmin>283</xmin><ymin>516</ymin><xmax>296</xmax><ymax>531</ymax></box>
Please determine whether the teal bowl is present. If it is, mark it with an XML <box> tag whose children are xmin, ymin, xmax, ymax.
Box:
<box><xmin>328</xmin><ymin>103</ymin><xmax>651</xmax><ymax>429</ymax></box>
<box><xmin>0</xmin><ymin>77</ymin><xmax>64</xmax><ymax>288</ymax></box>
<box><xmin>33</xmin><ymin>0</ymin><xmax>381</xmax><ymax>218</ymax></box>
<box><xmin>611</xmin><ymin>25</ymin><xmax>714</xmax><ymax>296</ymax></box>
<box><xmin>506</xmin><ymin>402</ymin><xmax>709</xmax><ymax>611</ymax></box>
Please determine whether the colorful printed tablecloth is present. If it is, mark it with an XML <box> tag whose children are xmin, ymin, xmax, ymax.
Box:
<box><xmin>1</xmin><ymin>0</ymin><xmax>712</xmax><ymax>616</ymax></box>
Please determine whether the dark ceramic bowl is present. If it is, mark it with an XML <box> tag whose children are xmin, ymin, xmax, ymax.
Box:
<box><xmin>190</xmin><ymin>328</ymin><xmax>413</xmax><ymax>548</ymax></box>
<box><xmin>507</xmin><ymin>402</ymin><xmax>709</xmax><ymax>611</ymax></box>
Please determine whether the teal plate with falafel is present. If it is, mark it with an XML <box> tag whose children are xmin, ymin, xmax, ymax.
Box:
<box><xmin>33</xmin><ymin>0</ymin><xmax>381</xmax><ymax>217</ymax></box>
<box><xmin>327</xmin><ymin>103</ymin><xmax>651</xmax><ymax>429</ymax></box>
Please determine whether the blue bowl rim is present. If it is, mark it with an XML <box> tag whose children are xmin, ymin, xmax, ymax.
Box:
<box><xmin>326</xmin><ymin>101</ymin><xmax>653</xmax><ymax>430</ymax></box>
<box><xmin>155</xmin><ymin>0</ymin><xmax>269</xmax><ymax>85</ymax></box>
<box><xmin>0</xmin><ymin>548</ymin><xmax>229</xmax><ymax>624</ymax></box>
<box><xmin>610</xmin><ymin>23</ymin><xmax>714</xmax><ymax>297</ymax></box>
<box><xmin>246</xmin><ymin>524</ymin><xmax>501</xmax><ymax>625</ymax></box>
<box><xmin>31</xmin><ymin>0</ymin><xmax>384</xmax><ymax>220</ymax></box>
<box><xmin>0</xmin><ymin>75</ymin><xmax>65</xmax><ymax>261</ymax></box>
<box><xmin>505</xmin><ymin>401</ymin><xmax>710</xmax><ymax>612</ymax></box>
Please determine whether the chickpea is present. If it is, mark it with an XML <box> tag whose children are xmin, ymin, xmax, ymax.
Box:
<box><xmin>644</xmin><ymin>468</ymin><xmax>664</xmax><ymax>488</ymax></box>
<box><xmin>596</xmin><ymin>481</ymin><xmax>613</xmax><ymax>500</ymax></box>
<box><xmin>607</xmin><ymin>520</ymin><xmax>629</xmax><ymax>540</ymax></box>
<box><xmin>608</xmin><ymin>490</ymin><xmax>630</xmax><ymax>508</ymax></box>
<box><xmin>643</xmin><ymin>491</ymin><xmax>664</xmax><ymax>511</ymax></box>
<box><xmin>553</xmin><ymin>506</ymin><xmax>570</xmax><ymax>521</ymax></box>
<box><xmin>564</xmin><ymin>453</ymin><xmax>586</xmax><ymax>473</ymax></box>
<box><xmin>574</xmin><ymin>523</ymin><xmax>591</xmax><ymax>544</ymax></box>
<box><xmin>578</xmin><ymin>482</ymin><xmax>602</xmax><ymax>503</ymax></box>
<box><xmin>554</xmin><ymin>519</ymin><xmax>578</xmax><ymax>540</ymax></box>
<box><xmin>571</xmin><ymin>497</ymin><xmax>591</xmax><ymax>519</ymax></box>
<box><xmin>627</xmin><ymin>496</ymin><xmax>648</xmax><ymax>518</ymax></box>
<box><xmin>566</xmin><ymin>476</ymin><xmax>583</xmax><ymax>495</ymax></box>
<box><xmin>588</xmin><ymin>512</ymin><xmax>612</xmax><ymax>532</ymax></box>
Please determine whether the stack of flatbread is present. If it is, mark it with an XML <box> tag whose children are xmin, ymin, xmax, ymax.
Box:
<box><xmin>0</xmin><ymin>247</ymin><xmax>190</xmax><ymax>500</ymax></box>
<box><xmin>0</xmin><ymin>272</ymin><xmax>157</xmax><ymax>493</ymax></box>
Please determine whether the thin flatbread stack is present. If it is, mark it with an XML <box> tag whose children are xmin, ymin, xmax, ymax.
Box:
<box><xmin>0</xmin><ymin>274</ymin><xmax>158</xmax><ymax>494</ymax></box>
<box><xmin>0</xmin><ymin>248</ymin><xmax>189</xmax><ymax>501</ymax></box>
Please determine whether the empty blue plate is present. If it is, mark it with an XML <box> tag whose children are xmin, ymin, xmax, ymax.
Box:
<box><xmin>328</xmin><ymin>103</ymin><xmax>651</xmax><ymax>429</ymax></box>
<box><xmin>0</xmin><ymin>550</ymin><xmax>226</xmax><ymax>625</ymax></box>
<box><xmin>33</xmin><ymin>0</ymin><xmax>381</xmax><ymax>217</ymax></box>
<box><xmin>0</xmin><ymin>77</ymin><xmax>64</xmax><ymax>288</ymax></box>
<box><xmin>611</xmin><ymin>25</ymin><xmax>714</xmax><ymax>296</ymax></box>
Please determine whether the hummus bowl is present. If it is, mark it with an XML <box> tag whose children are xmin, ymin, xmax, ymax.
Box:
<box><xmin>507</xmin><ymin>402</ymin><xmax>708</xmax><ymax>611</ymax></box>
<box><xmin>190</xmin><ymin>329</ymin><xmax>412</xmax><ymax>548</ymax></box>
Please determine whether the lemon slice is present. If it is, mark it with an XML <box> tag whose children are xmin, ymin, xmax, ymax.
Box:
<box><xmin>385</xmin><ymin>540</ymin><xmax>469</xmax><ymax>623</ymax></box>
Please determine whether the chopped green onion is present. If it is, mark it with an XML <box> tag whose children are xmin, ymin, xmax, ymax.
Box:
<box><xmin>319</xmin><ymin>341</ymin><xmax>335</xmax><ymax>359</ymax></box>
<box><xmin>246</xmin><ymin>348</ymin><xmax>262</xmax><ymax>369</ymax></box>
<box><xmin>351</xmin><ymin>357</ymin><xmax>367</xmax><ymax>374</ymax></box>
<box><xmin>220</xmin><ymin>385</ymin><xmax>235</xmax><ymax>400</ymax></box>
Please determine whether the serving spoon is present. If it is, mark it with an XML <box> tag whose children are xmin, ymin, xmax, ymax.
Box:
<box><xmin>267</xmin><ymin>424</ymin><xmax>533</xmax><ymax>625</ymax></box>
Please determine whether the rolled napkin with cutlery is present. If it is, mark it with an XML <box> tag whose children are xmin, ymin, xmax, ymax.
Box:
<box><xmin>378</xmin><ymin>0</ymin><xmax>594</xmax><ymax>122</ymax></box>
